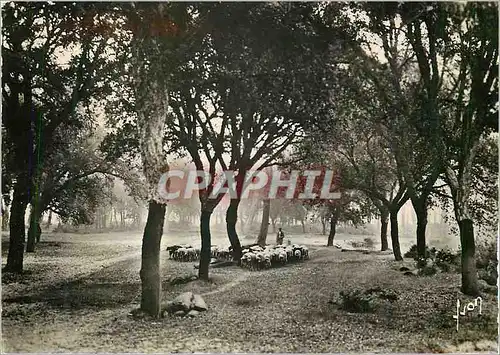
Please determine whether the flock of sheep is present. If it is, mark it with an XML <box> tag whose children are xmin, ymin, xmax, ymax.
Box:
<box><xmin>166</xmin><ymin>243</ymin><xmax>310</xmax><ymax>270</ymax></box>
<box><xmin>166</xmin><ymin>245</ymin><xmax>198</xmax><ymax>261</ymax></box>
<box><xmin>166</xmin><ymin>245</ymin><xmax>233</xmax><ymax>262</ymax></box>
<box><xmin>240</xmin><ymin>244</ymin><xmax>309</xmax><ymax>270</ymax></box>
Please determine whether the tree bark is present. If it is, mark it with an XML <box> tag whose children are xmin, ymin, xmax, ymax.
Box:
<box><xmin>327</xmin><ymin>213</ymin><xmax>337</xmax><ymax>246</ymax></box>
<box><xmin>5</xmin><ymin>182</ymin><xmax>29</xmax><ymax>273</ymax></box>
<box><xmin>26</xmin><ymin>206</ymin><xmax>43</xmax><ymax>252</ymax></box>
<box><xmin>458</xmin><ymin>219</ymin><xmax>479</xmax><ymax>296</ymax></box>
<box><xmin>389</xmin><ymin>209</ymin><xmax>403</xmax><ymax>261</ymax></box>
<box><xmin>257</xmin><ymin>199</ymin><xmax>270</xmax><ymax>246</ymax></box>
<box><xmin>198</xmin><ymin>209</ymin><xmax>212</xmax><ymax>280</ymax></box>
<box><xmin>139</xmin><ymin>200</ymin><xmax>166</xmax><ymax>317</ymax></box>
<box><xmin>301</xmin><ymin>219</ymin><xmax>305</xmax><ymax>233</ymax></box>
<box><xmin>446</xmin><ymin>166</ymin><xmax>480</xmax><ymax>296</ymax></box>
<box><xmin>380</xmin><ymin>209</ymin><xmax>389</xmax><ymax>251</ymax></box>
<box><xmin>226</xmin><ymin>198</ymin><xmax>242</xmax><ymax>263</ymax></box>
<box><xmin>413</xmin><ymin>198</ymin><xmax>428</xmax><ymax>259</ymax></box>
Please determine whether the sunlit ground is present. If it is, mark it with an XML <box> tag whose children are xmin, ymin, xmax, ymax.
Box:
<box><xmin>1</xmin><ymin>229</ymin><xmax>496</xmax><ymax>353</ymax></box>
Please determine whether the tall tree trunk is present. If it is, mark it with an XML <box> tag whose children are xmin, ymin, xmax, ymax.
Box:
<box><xmin>458</xmin><ymin>219</ymin><xmax>479</xmax><ymax>296</ymax></box>
<box><xmin>5</xmin><ymin>182</ymin><xmax>29</xmax><ymax>272</ymax></box>
<box><xmin>2</xmin><ymin>204</ymin><xmax>10</xmax><ymax>231</ymax></box>
<box><xmin>139</xmin><ymin>200</ymin><xmax>166</xmax><ymax>317</ymax></box>
<box><xmin>199</xmin><ymin>209</ymin><xmax>212</xmax><ymax>280</ymax></box>
<box><xmin>243</xmin><ymin>201</ymin><xmax>258</xmax><ymax>233</ymax></box>
<box><xmin>413</xmin><ymin>198</ymin><xmax>428</xmax><ymax>259</ymax></box>
<box><xmin>271</xmin><ymin>217</ymin><xmax>276</xmax><ymax>233</ymax></box>
<box><xmin>327</xmin><ymin>213</ymin><xmax>337</xmax><ymax>246</ymax></box>
<box><xmin>321</xmin><ymin>217</ymin><xmax>326</xmax><ymax>235</ymax></box>
<box><xmin>226</xmin><ymin>199</ymin><xmax>242</xmax><ymax>263</ymax></box>
<box><xmin>301</xmin><ymin>219</ymin><xmax>305</xmax><ymax>233</ymax></box>
<box><xmin>257</xmin><ymin>199</ymin><xmax>270</xmax><ymax>246</ymax></box>
<box><xmin>45</xmin><ymin>210</ymin><xmax>52</xmax><ymax>229</ymax></box>
<box><xmin>389</xmin><ymin>209</ymin><xmax>403</xmax><ymax>261</ymax></box>
<box><xmin>380</xmin><ymin>209</ymin><xmax>389</xmax><ymax>251</ymax></box>
<box><xmin>26</xmin><ymin>206</ymin><xmax>43</xmax><ymax>252</ymax></box>
<box><xmin>447</xmin><ymin>164</ymin><xmax>480</xmax><ymax>296</ymax></box>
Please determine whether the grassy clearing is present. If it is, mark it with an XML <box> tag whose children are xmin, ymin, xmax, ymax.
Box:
<box><xmin>1</xmin><ymin>232</ymin><xmax>497</xmax><ymax>353</ymax></box>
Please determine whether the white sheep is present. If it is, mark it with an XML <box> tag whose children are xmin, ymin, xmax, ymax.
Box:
<box><xmin>250</xmin><ymin>245</ymin><xmax>264</xmax><ymax>253</ymax></box>
<box><xmin>278</xmin><ymin>250</ymin><xmax>288</xmax><ymax>265</ymax></box>
<box><xmin>301</xmin><ymin>246</ymin><xmax>309</xmax><ymax>259</ymax></box>
<box><xmin>294</xmin><ymin>249</ymin><xmax>302</xmax><ymax>261</ymax></box>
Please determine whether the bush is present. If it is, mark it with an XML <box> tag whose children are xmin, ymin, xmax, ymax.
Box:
<box><xmin>476</xmin><ymin>240</ymin><xmax>498</xmax><ymax>285</ymax></box>
<box><xmin>404</xmin><ymin>244</ymin><xmax>460</xmax><ymax>276</ymax></box>
<box><xmin>434</xmin><ymin>248</ymin><xmax>459</xmax><ymax>271</ymax></box>
<box><xmin>418</xmin><ymin>264</ymin><xmax>438</xmax><ymax>276</ymax></box>
<box><xmin>363</xmin><ymin>237</ymin><xmax>375</xmax><ymax>249</ymax></box>
<box><xmin>339</xmin><ymin>290</ymin><xmax>376</xmax><ymax>313</ymax></box>
<box><xmin>336</xmin><ymin>287</ymin><xmax>398</xmax><ymax>313</ymax></box>
<box><xmin>405</xmin><ymin>244</ymin><xmax>460</xmax><ymax>274</ymax></box>
<box><xmin>476</xmin><ymin>240</ymin><xmax>497</xmax><ymax>268</ymax></box>
<box><xmin>404</xmin><ymin>244</ymin><xmax>439</xmax><ymax>260</ymax></box>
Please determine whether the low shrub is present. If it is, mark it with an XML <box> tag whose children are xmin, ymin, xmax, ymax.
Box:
<box><xmin>339</xmin><ymin>289</ymin><xmax>376</xmax><ymax>313</ymax></box>
<box><xmin>406</xmin><ymin>244</ymin><xmax>459</xmax><ymax>274</ymax></box>
<box><xmin>475</xmin><ymin>240</ymin><xmax>498</xmax><ymax>285</ymax></box>
<box><xmin>418</xmin><ymin>264</ymin><xmax>438</xmax><ymax>276</ymax></box>
<box><xmin>336</xmin><ymin>287</ymin><xmax>398</xmax><ymax>313</ymax></box>
<box><xmin>363</xmin><ymin>237</ymin><xmax>375</xmax><ymax>249</ymax></box>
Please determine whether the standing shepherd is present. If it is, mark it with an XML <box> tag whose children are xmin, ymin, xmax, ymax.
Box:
<box><xmin>276</xmin><ymin>227</ymin><xmax>285</xmax><ymax>245</ymax></box>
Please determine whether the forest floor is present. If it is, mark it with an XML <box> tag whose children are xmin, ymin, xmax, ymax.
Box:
<box><xmin>1</xmin><ymin>230</ymin><xmax>497</xmax><ymax>353</ymax></box>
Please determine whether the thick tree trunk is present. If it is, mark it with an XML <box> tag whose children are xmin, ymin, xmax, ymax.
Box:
<box><xmin>389</xmin><ymin>209</ymin><xmax>403</xmax><ymax>261</ymax></box>
<box><xmin>198</xmin><ymin>210</ymin><xmax>212</xmax><ymax>280</ymax></box>
<box><xmin>26</xmin><ymin>206</ymin><xmax>43</xmax><ymax>252</ymax></box>
<box><xmin>380</xmin><ymin>210</ymin><xmax>389</xmax><ymax>251</ymax></box>
<box><xmin>459</xmin><ymin>219</ymin><xmax>479</xmax><ymax>296</ymax></box>
<box><xmin>257</xmin><ymin>199</ymin><xmax>270</xmax><ymax>246</ymax></box>
<box><xmin>327</xmin><ymin>215</ymin><xmax>337</xmax><ymax>246</ymax></box>
<box><xmin>139</xmin><ymin>200</ymin><xmax>166</xmax><ymax>317</ymax></box>
<box><xmin>226</xmin><ymin>199</ymin><xmax>242</xmax><ymax>263</ymax></box>
<box><xmin>5</xmin><ymin>183</ymin><xmax>29</xmax><ymax>273</ymax></box>
<box><xmin>445</xmin><ymin>164</ymin><xmax>480</xmax><ymax>296</ymax></box>
<box><xmin>413</xmin><ymin>198</ymin><xmax>428</xmax><ymax>260</ymax></box>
